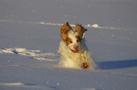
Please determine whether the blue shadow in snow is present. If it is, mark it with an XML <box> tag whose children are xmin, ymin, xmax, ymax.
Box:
<box><xmin>24</xmin><ymin>83</ymin><xmax>37</xmax><ymax>86</ymax></box>
<box><xmin>97</xmin><ymin>59</ymin><xmax>137</xmax><ymax>70</ymax></box>
<box><xmin>24</xmin><ymin>83</ymin><xmax>58</xmax><ymax>89</ymax></box>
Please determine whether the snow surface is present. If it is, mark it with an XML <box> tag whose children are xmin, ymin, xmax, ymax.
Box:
<box><xmin>0</xmin><ymin>0</ymin><xmax>137</xmax><ymax>90</ymax></box>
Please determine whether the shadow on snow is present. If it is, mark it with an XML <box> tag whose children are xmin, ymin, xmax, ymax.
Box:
<box><xmin>97</xmin><ymin>59</ymin><xmax>137</xmax><ymax>70</ymax></box>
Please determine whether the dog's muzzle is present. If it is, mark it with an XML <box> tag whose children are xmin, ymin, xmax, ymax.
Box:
<box><xmin>71</xmin><ymin>45</ymin><xmax>79</xmax><ymax>53</ymax></box>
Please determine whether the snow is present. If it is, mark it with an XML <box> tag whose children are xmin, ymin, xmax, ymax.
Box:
<box><xmin>0</xmin><ymin>0</ymin><xmax>137</xmax><ymax>90</ymax></box>
<box><xmin>0</xmin><ymin>48</ymin><xmax>58</xmax><ymax>61</ymax></box>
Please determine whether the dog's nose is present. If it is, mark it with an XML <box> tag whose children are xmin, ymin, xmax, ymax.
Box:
<box><xmin>74</xmin><ymin>45</ymin><xmax>79</xmax><ymax>50</ymax></box>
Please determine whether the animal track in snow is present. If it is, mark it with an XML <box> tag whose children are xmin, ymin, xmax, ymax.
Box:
<box><xmin>0</xmin><ymin>48</ymin><xmax>58</xmax><ymax>62</ymax></box>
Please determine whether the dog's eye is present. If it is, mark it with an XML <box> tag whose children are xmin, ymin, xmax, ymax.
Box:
<box><xmin>77</xmin><ymin>39</ymin><xmax>80</xmax><ymax>42</ymax></box>
<box><xmin>69</xmin><ymin>40</ymin><xmax>72</xmax><ymax>43</ymax></box>
<box><xmin>76</xmin><ymin>36</ymin><xmax>81</xmax><ymax>42</ymax></box>
<box><xmin>66</xmin><ymin>39</ymin><xmax>73</xmax><ymax>45</ymax></box>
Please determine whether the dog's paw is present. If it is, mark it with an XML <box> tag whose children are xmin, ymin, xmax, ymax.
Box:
<box><xmin>81</xmin><ymin>62</ymin><xmax>89</xmax><ymax>69</ymax></box>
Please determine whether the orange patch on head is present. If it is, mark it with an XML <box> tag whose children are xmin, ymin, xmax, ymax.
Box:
<box><xmin>66</xmin><ymin>38</ymin><xmax>73</xmax><ymax>46</ymax></box>
<box><xmin>61</xmin><ymin>22</ymin><xmax>72</xmax><ymax>42</ymax></box>
<box><xmin>75</xmin><ymin>24</ymin><xmax>87</xmax><ymax>39</ymax></box>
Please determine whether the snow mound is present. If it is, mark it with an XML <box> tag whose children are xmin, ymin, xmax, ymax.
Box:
<box><xmin>0</xmin><ymin>48</ymin><xmax>58</xmax><ymax>62</ymax></box>
<box><xmin>0</xmin><ymin>82</ymin><xmax>23</xmax><ymax>86</ymax></box>
<box><xmin>0</xmin><ymin>82</ymin><xmax>101</xmax><ymax>90</ymax></box>
<box><xmin>0</xmin><ymin>82</ymin><xmax>55</xmax><ymax>90</ymax></box>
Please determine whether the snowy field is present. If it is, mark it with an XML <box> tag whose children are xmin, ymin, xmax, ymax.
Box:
<box><xmin>0</xmin><ymin>0</ymin><xmax>137</xmax><ymax>90</ymax></box>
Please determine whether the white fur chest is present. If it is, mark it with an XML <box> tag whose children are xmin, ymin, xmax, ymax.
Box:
<box><xmin>58</xmin><ymin>41</ymin><xmax>86</xmax><ymax>69</ymax></box>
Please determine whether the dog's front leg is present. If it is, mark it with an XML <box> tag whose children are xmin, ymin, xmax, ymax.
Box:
<box><xmin>81</xmin><ymin>53</ymin><xmax>89</xmax><ymax>69</ymax></box>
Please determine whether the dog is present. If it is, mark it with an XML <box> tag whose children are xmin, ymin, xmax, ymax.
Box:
<box><xmin>58</xmin><ymin>22</ymin><xmax>96</xmax><ymax>69</ymax></box>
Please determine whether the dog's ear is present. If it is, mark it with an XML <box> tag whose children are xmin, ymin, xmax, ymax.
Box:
<box><xmin>61</xmin><ymin>22</ymin><xmax>72</xmax><ymax>34</ymax></box>
<box><xmin>75</xmin><ymin>24</ymin><xmax>87</xmax><ymax>39</ymax></box>
<box><xmin>61</xmin><ymin>22</ymin><xmax>72</xmax><ymax>41</ymax></box>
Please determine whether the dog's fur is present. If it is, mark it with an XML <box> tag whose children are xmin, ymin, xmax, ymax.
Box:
<box><xmin>58</xmin><ymin>22</ymin><xmax>96</xmax><ymax>69</ymax></box>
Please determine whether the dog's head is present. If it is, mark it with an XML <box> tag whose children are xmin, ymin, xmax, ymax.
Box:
<box><xmin>61</xmin><ymin>22</ymin><xmax>87</xmax><ymax>53</ymax></box>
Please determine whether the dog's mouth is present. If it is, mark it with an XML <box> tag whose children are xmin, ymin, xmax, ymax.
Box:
<box><xmin>70</xmin><ymin>45</ymin><xmax>79</xmax><ymax>53</ymax></box>
<box><xmin>71</xmin><ymin>49</ymin><xmax>79</xmax><ymax>53</ymax></box>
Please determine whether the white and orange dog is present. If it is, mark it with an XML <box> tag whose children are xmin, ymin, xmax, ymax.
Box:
<box><xmin>58</xmin><ymin>22</ymin><xmax>96</xmax><ymax>69</ymax></box>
